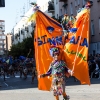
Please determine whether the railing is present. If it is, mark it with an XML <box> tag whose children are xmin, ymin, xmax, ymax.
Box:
<box><xmin>59</xmin><ymin>0</ymin><xmax>67</xmax><ymax>2</ymax></box>
<box><xmin>0</xmin><ymin>35</ymin><xmax>6</xmax><ymax>39</ymax></box>
<box><xmin>0</xmin><ymin>22</ymin><xmax>5</xmax><ymax>26</ymax></box>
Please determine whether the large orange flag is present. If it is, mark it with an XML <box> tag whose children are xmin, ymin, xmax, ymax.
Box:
<box><xmin>31</xmin><ymin>6</ymin><xmax>90</xmax><ymax>91</ymax></box>
<box><xmin>63</xmin><ymin>8</ymin><xmax>90</xmax><ymax>85</ymax></box>
<box><xmin>34</xmin><ymin>10</ymin><xmax>63</xmax><ymax>91</ymax></box>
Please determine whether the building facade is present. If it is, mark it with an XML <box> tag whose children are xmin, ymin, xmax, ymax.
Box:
<box><xmin>12</xmin><ymin>7</ymin><xmax>34</xmax><ymax>45</ymax></box>
<box><xmin>57</xmin><ymin>0</ymin><xmax>100</xmax><ymax>55</ymax></box>
<box><xmin>0</xmin><ymin>20</ymin><xmax>6</xmax><ymax>56</ymax></box>
<box><xmin>12</xmin><ymin>0</ymin><xmax>54</xmax><ymax>45</ymax></box>
<box><xmin>12</xmin><ymin>0</ymin><xmax>100</xmax><ymax>55</ymax></box>
<box><xmin>37</xmin><ymin>0</ymin><xmax>53</xmax><ymax>17</ymax></box>
<box><xmin>6</xmin><ymin>33</ymin><xmax>12</xmax><ymax>51</ymax></box>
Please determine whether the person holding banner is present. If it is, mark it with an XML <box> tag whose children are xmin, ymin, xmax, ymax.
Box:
<box><xmin>39</xmin><ymin>47</ymin><xmax>72</xmax><ymax>100</ymax></box>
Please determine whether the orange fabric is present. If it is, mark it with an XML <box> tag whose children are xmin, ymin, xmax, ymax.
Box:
<box><xmin>34</xmin><ymin>8</ymin><xmax>90</xmax><ymax>91</ymax></box>
<box><xmin>63</xmin><ymin>9</ymin><xmax>90</xmax><ymax>85</ymax></box>
<box><xmin>34</xmin><ymin>10</ymin><xmax>63</xmax><ymax>91</ymax></box>
<box><xmin>54</xmin><ymin>96</ymin><xmax>59</xmax><ymax>100</ymax></box>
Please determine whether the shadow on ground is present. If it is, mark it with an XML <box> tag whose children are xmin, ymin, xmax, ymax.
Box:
<box><xmin>0</xmin><ymin>76</ymin><xmax>100</xmax><ymax>91</ymax></box>
<box><xmin>66</xmin><ymin>76</ymin><xmax>100</xmax><ymax>86</ymax></box>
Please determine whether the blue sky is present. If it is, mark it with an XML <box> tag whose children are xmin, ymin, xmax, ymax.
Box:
<box><xmin>0</xmin><ymin>0</ymin><xmax>37</xmax><ymax>34</ymax></box>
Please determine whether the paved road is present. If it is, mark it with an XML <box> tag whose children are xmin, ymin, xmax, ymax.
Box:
<box><xmin>0</xmin><ymin>74</ymin><xmax>100</xmax><ymax>100</ymax></box>
<box><xmin>0</xmin><ymin>73</ymin><xmax>36</xmax><ymax>90</ymax></box>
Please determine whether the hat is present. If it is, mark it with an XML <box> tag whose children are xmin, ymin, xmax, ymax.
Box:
<box><xmin>49</xmin><ymin>47</ymin><xmax>60</xmax><ymax>57</ymax></box>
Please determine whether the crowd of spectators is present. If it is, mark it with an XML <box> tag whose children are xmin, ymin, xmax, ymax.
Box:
<box><xmin>88</xmin><ymin>54</ymin><xmax>100</xmax><ymax>79</ymax></box>
<box><xmin>0</xmin><ymin>56</ymin><xmax>36</xmax><ymax>87</ymax></box>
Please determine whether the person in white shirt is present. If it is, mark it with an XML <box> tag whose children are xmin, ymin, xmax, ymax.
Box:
<box><xmin>95</xmin><ymin>61</ymin><xmax>100</xmax><ymax>79</ymax></box>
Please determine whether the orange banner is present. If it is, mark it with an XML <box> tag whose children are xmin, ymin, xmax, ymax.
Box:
<box><xmin>34</xmin><ymin>8</ymin><xmax>90</xmax><ymax>91</ymax></box>
<box><xmin>63</xmin><ymin>9</ymin><xmax>90</xmax><ymax>85</ymax></box>
<box><xmin>34</xmin><ymin>10</ymin><xmax>63</xmax><ymax>91</ymax></box>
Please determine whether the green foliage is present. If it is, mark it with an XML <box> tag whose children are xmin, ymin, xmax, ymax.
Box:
<box><xmin>8</xmin><ymin>31</ymin><xmax>35</xmax><ymax>58</ymax></box>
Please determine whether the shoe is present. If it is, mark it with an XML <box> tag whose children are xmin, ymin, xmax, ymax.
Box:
<box><xmin>63</xmin><ymin>95</ymin><xmax>70</xmax><ymax>100</ymax></box>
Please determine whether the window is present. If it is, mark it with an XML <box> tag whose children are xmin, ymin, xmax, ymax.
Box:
<box><xmin>60</xmin><ymin>9</ymin><xmax>62</xmax><ymax>16</ymax></box>
<box><xmin>57</xmin><ymin>14</ymin><xmax>58</xmax><ymax>19</ymax></box>
<box><xmin>2</xmin><ymin>22</ymin><xmax>5</xmax><ymax>25</ymax></box>
<box><xmin>64</xmin><ymin>7</ymin><xmax>67</xmax><ymax>14</ymax></box>
<box><xmin>0</xmin><ymin>45</ymin><xmax>2</xmax><ymax>48</ymax></box>
<box><xmin>93</xmin><ymin>50</ymin><xmax>96</xmax><ymax>56</ymax></box>
<box><xmin>0</xmin><ymin>22</ymin><xmax>5</xmax><ymax>25</ymax></box>
<box><xmin>0</xmin><ymin>41</ymin><xmax>3</xmax><ymax>43</ymax></box>
<box><xmin>97</xmin><ymin>42</ymin><xmax>100</xmax><ymax>50</ymax></box>
<box><xmin>78</xmin><ymin>0</ymin><xmax>80</xmax><ymax>5</ymax></box>
<box><xmin>99</xmin><ymin>18</ymin><xmax>100</xmax><ymax>33</ymax></box>
<box><xmin>82</xmin><ymin>0</ymin><xmax>87</xmax><ymax>7</ymax></box>
<box><xmin>70</xmin><ymin>3</ymin><xmax>73</xmax><ymax>15</ymax></box>
<box><xmin>56</xmin><ymin>0</ymin><xmax>58</xmax><ymax>4</ymax></box>
<box><xmin>91</xmin><ymin>20</ymin><xmax>95</xmax><ymax>35</ymax></box>
<box><xmin>1</xmin><ymin>36</ymin><xmax>6</xmax><ymax>39</ymax></box>
<box><xmin>0</xmin><ymin>27</ymin><xmax>2</xmax><ymax>29</ymax></box>
<box><xmin>0</xmin><ymin>0</ymin><xmax>5</xmax><ymax>7</ymax></box>
<box><xmin>82</xmin><ymin>0</ymin><xmax>85</xmax><ymax>6</ymax></box>
<box><xmin>75</xmin><ymin>0</ymin><xmax>77</xmax><ymax>7</ymax></box>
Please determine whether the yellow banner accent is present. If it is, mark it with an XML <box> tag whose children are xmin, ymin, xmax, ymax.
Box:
<box><xmin>63</xmin><ymin>9</ymin><xmax>90</xmax><ymax>85</ymax></box>
<box><xmin>28</xmin><ymin>12</ymin><xmax>37</xmax><ymax>22</ymax></box>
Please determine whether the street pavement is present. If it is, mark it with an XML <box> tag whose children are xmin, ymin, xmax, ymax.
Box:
<box><xmin>0</xmin><ymin>74</ymin><xmax>100</xmax><ymax>100</ymax></box>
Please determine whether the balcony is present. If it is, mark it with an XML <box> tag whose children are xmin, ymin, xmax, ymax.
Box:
<box><xmin>0</xmin><ymin>24</ymin><xmax>4</xmax><ymax>26</ymax></box>
<box><xmin>48</xmin><ymin>1</ymin><xmax>55</xmax><ymax>12</ymax></box>
<box><xmin>0</xmin><ymin>26</ymin><xmax>5</xmax><ymax>32</ymax></box>
<box><xmin>0</xmin><ymin>35</ymin><xmax>6</xmax><ymax>40</ymax></box>
<box><xmin>0</xmin><ymin>42</ymin><xmax>5</xmax><ymax>45</ymax></box>
<box><xmin>18</xmin><ymin>30</ymin><xmax>20</xmax><ymax>36</ymax></box>
<box><xmin>0</xmin><ymin>21</ymin><xmax>5</xmax><ymax>26</ymax></box>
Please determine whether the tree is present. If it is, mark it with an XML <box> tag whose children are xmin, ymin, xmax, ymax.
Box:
<box><xmin>8</xmin><ymin>30</ymin><xmax>35</xmax><ymax>58</ymax></box>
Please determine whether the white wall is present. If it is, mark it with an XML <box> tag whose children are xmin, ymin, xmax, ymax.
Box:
<box><xmin>36</xmin><ymin>0</ymin><xmax>52</xmax><ymax>17</ymax></box>
<box><xmin>13</xmin><ymin>7</ymin><xmax>34</xmax><ymax>44</ymax></box>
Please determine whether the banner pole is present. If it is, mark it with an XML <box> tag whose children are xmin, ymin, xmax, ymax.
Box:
<box><xmin>72</xmin><ymin>11</ymin><xmax>89</xmax><ymax>73</ymax></box>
